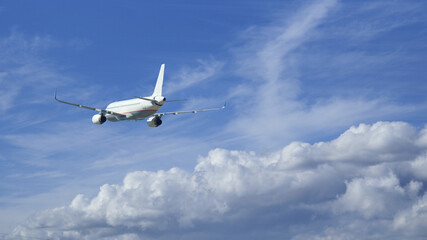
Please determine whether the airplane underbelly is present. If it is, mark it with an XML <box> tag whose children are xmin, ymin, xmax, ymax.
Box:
<box><xmin>132</xmin><ymin>109</ymin><xmax>158</xmax><ymax>120</ymax></box>
<box><xmin>106</xmin><ymin>108</ymin><xmax>158</xmax><ymax>122</ymax></box>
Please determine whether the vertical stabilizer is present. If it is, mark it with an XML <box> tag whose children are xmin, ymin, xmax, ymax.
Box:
<box><xmin>153</xmin><ymin>64</ymin><xmax>165</xmax><ymax>97</ymax></box>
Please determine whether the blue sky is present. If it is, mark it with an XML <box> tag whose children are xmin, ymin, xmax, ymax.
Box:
<box><xmin>1</xmin><ymin>0</ymin><xmax>427</xmax><ymax>239</ymax></box>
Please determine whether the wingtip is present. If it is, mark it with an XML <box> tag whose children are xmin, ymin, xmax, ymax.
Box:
<box><xmin>54</xmin><ymin>89</ymin><xmax>57</xmax><ymax>100</ymax></box>
<box><xmin>222</xmin><ymin>102</ymin><xmax>227</xmax><ymax>109</ymax></box>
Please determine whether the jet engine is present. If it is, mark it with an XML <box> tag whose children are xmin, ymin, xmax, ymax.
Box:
<box><xmin>92</xmin><ymin>114</ymin><xmax>107</xmax><ymax>125</ymax></box>
<box><xmin>147</xmin><ymin>116</ymin><xmax>162</xmax><ymax>127</ymax></box>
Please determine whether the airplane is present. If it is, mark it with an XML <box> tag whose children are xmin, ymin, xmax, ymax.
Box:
<box><xmin>55</xmin><ymin>64</ymin><xmax>225</xmax><ymax>127</ymax></box>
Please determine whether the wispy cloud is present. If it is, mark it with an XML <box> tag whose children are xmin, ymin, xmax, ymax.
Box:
<box><xmin>0</xmin><ymin>31</ymin><xmax>68</xmax><ymax>113</ymax></box>
<box><xmin>331</xmin><ymin>1</ymin><xmax>425</xmax><ymax>42</ymax></box>
<box><xmin>234</xmin><ymin>0</ymin><xmax>338</xmax><ymax>83</ymax></box>
<box><xmin>223</xmin><ymin>0</ymin><xmax>425</xmax><ymax>149</ymax></box>
<box><xmin>164</xmin><ymin>58</ymin><xmax>224</xmax><ymax>95</ymax></box>
<box><xmin>7</xmin><ymin>171</ymin><xmax>66</xmax><ymax>179</ymax></box>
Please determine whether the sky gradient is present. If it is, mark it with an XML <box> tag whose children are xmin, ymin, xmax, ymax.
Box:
<box><xmin>1</xmin><ymin>0</ymin><xmax>427</xmax><ymax>239</ymax></box>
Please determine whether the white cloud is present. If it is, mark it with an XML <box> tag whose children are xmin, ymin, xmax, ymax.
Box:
<box><xmin>225</xmin><ymin>0</ymin><xmax>346</xmax><ymax>147</ymax></box>
<box><xmin>164</xmin><ymin>58</ymin><xmax>224</xmax><ymax>95</ymax></box>
<box><xmin>236</xmin><ymin>0</ymin><xmax>337</xmax><ymax>83</ymax></box>
<box><xmin>332</xmin><ymin>172</ymin><xmax>413</xmax><ymax>219</ymax></box>
<box><xmin>8</xmin><ymin>121</ymin><xmax>427</xmax><ymax>239</ymax></box>
<box><xmin>393</xmin><ymin>193</ymin><xmax>427</xmax><ymax>236</ymax></box>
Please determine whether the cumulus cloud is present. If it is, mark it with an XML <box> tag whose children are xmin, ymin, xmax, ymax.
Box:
<box><xmin>8</xmin><ymin>121</ymin><xmax>427</xmax><ymax>239</ymax></box>
<box><xmin>331</xmin><ymin>172</ymin><xmax>416</xmax><ymax>219</ymax></box>
<box><xmin>393</xmin><ymin>193</ymin><xmax>427</xmax><ymax>235</ymax></box>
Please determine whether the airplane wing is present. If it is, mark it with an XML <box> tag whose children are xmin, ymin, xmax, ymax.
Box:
<box><xmin>54</xmin><ymin>91</ymin><xmax>126</xmax><ymax>117</ymax></box>
<box><xmin>154</xmin><ymin>103</ymin><xmax>226</xmax><ymax>117</ymax></box>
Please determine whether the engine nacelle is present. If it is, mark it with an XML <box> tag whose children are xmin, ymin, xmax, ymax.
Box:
<box><xmin>92</xmin><ymin>114</ymin><xmax>107</xmax><ymax>125</ymax></box>
<box><xmin>147</xmin><ymin>116</ymin><xmax>162</xmax><ymax>127</ymax></box>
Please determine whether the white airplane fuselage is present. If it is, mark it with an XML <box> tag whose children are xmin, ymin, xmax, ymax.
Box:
<box><xmin>105</xmin><ymin>98</ymin><xmax>161</xmax><ymax>122</ymax></box>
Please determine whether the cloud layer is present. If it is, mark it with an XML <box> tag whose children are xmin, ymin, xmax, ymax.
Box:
<box><xmin>9</xmin><ymin>121</ymin><xmax>427</xmax><ymax>239</ymax></box>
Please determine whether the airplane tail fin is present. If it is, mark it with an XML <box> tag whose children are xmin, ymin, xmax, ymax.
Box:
<box><xmin>152</xmin><ymin>64</ymin><xmax>165</xmax><ymax>97</ymax></box>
